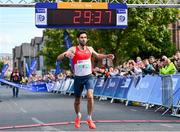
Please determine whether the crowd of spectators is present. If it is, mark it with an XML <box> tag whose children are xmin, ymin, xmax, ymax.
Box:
<box><xmin>93</xmin><ymin>52</ymin><xmax>179</xmax><ymax>78</ymax></box>
<box><xmin>18</xmin><ymin>51</ymin><xmax>180</xmax><ymax>84</ymax></box>
<box><xmin>27</xmin><ymin>70</ymin><xmax>73</xmax><ymax>83</ymax></box>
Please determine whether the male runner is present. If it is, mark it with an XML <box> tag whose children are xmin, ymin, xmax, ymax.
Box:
<box><xmin>57</xmin><ymin>31</ymin><xmax>114</xmax><ymax>129</ymax></box>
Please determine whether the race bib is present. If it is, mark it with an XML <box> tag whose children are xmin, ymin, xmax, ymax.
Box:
<box><xmin>74</xmin><ymin>59</ymin><xmax>92</xmax><ymax>76</ymax></box>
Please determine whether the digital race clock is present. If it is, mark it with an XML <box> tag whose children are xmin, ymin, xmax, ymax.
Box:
<box><xmin>35</xmin><ymin>2</ymin><xmax>128</xmax><ymax>29</ymax></box>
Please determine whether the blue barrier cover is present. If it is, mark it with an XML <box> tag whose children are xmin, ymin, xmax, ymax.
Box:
<box><xmin>61</xmin><ymin>78</ymin><xmax>72</xmax><ymax>92</ymax></box>
<box><xmin>68</xmin><ymin>83</ymin><xmax>74</xmax><ymax>93</ymax></box>
<box><xmin>172</xmin><ymin>75</ymin><xmax>180</xmax><ymax>107</ymax></box>
<box><xmin>147</xmin><ymin>76</ymin><xmax>162</xmax><ymax>105</ymax></box>
<box><xmin>59</xmin><ymin>79</ymin><xmax>66</xmax><ymax>92</ymax></box>
<box><xmin>113</xmin><ymin>77</ymin><xmax>133</xmax><ymax>100</ymax></box>
<box><xmin>68</xmin><ymin>82</ymin><xmax>74</xmax><ymax>93</ymax></box>
<box><xmin>0</xmin><ymin>78</ymin><xmax>22</xmax><ymax>88</ymax></box>
<box><xmin>27</xmin><ymin>82</ymin><xmax>48</xmax><ymax>92</ymax></box>
<box><xmin>127</xmin><ymin>75</ymin><xmax>158</xmax><ymax>103</ymax></box>
<box><xmin>93</xmin><ymin>77</ymin><xmax>106</xmax><ymax>96</ymax></box>
<box><xmin>100</xmin><ymin>77</ymin><xmax>121</xmax><ymax>98</ymax></box>
<box><xmin>46</xmin><ymin>83</ymin><xmax>55</xmax><ymax>92</ymax></box>
<box><xmin>51</xmin><ymin>79</ymin><xmax>64</xmax><ymax>92</ymax></box>
<box><xmin>161</xmin><ymin>75</ymin><xmax>173</xmax><ymax>108</ymax></box>
<box><xmin>1</xmin><ymin>74</ymin><xmax>180</xmax><ymax>108</ymax></box>
<box><xmin>67</xmin><ymin>79</ymin><xmax>74</xmax><ymax>93</ymax></box>
<box><xmin>0</xmin><ymin>78</ymin><xmax>46</xmax><ymax>92</ymax></box>
<box><xmin>148</xmin><ymin>75</ymin><xmax>180</xmax><ymax>107</ymax></box>
<box><xmin>56</xmin><ymin>79</ymin><xmax>64</xmax><ymax>91</ymax></box>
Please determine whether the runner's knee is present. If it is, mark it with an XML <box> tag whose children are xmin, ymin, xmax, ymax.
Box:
<box><xmin>87</xmin><ymin>94</ymin><xmax>93</xmax><ymax>100</ymax></box>
<box><xmin>74</xmin><ymin>98</ymin><xmax>81</xmax><ymax>105</ymax></box>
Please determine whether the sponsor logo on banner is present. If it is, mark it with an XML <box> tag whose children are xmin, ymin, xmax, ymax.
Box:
<box><xmin>35</xmin><ymin>8</ymin><xmax>47</xmax><ymax>25</ymax></box>
<box><xmin>121</xmin><ymin>78</ymin><xmax>131</xmax><ymax>88</ymax></box>
<box><xmin>35</xmin><ymin>8</ymin><xmax>46</xmax><ymax>13</ymax></box>
<box><xmin>116</xmin><ymin>9</ymin><xmax>127</xmax><ymax>26</ymax></box>
<box><xmin>107</xmin><ymin>79</ymin><xmax>116</xmax><ymax>88</ymax></box>
<box><xmin>138</xmin><ymin>82</ymin><xmax>149</xmax><ymax>89</ymax></box>
<box><xmin>97</xmin><ymin>79</ymin><xmax>104</xmax><ymax>87</ymax></box>
<box><xmin>119</xmin><ymin>15</ymin><xmax>125</xmax><ymax>22</ymax></box>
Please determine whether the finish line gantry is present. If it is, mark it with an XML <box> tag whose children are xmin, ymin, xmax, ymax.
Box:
<box><xmin>0</xmin><ymin>0</ymin><xmax>179</xmax><ymax>8</ymax></box>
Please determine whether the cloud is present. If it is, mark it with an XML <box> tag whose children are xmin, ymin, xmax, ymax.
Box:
<box><xmin>0</xmin><ymin>8</ymin><xmax>43</xmax><ymax>54</ymax></box>
<box><xmin>0</xmin><ymin>33</ymin><xmax>20</xmax><ymax>54</ymax></box>
<box><xmin>0</xmin><ymin>29</ymin><xmax>43</xmax><ymax>54</ymax></box>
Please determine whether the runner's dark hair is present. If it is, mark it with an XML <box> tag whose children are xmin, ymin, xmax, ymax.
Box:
<box><xmin>76</xmin><ymin>31</ymin><xmax>87</xmax><ymax>38</ymax></box>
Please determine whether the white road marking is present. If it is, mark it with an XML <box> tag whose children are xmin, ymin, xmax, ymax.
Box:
<box><xmin>12</xmin><ymin>102</ymin><xmax>27</xmax><ymax>113</ymax></box>
<box><xmin>160</xmin><ymin>123</ymin><xmax>173</xmax><ymax>128</ymax></box>
<box><xmin>31</xmin><ymin>117</ymin><xmax>60</xmax><ymax>131</ymax></box>
<box><xmin>130</xmin><ymin>109</ymin><xmax>137</xmax><ymax>112</ymax></box>
<box><xmin>14</xmin><ymin>102</ymin><xmax>18</xmax><ymax>106</ymax></box>
<box><xmin>20</xmin><ymin>107</ymin><xmax>27</xmax><ymax>113</ymax></box>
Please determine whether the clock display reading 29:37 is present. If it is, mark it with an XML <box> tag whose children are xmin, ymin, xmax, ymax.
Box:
<box><xmin>47</xmin><ymin>9</ymin><xmax>116</xmax><ymax>26</ymax></box>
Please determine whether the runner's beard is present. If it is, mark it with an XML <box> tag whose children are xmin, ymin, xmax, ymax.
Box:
<box><xmin>79</xmin><ymin>40</ymin><xmax>87</xmax><ymax>47</ymax></box>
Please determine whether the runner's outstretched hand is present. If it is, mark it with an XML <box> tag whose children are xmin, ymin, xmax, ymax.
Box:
<box><xmin>107</xmin><ymin>54</ymin><xmax>115</xmax><ymax>60</ymax></box>
<box><xmin>65</xmin><ymin>52</ymin><xmax>75</xmax><ymax>59</ymax></box>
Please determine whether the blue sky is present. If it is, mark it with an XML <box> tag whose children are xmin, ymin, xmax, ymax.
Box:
<box><xmin>0</xmin><ymin>6</ymin><xmax>43</xmax><ymax>54</ymax></box>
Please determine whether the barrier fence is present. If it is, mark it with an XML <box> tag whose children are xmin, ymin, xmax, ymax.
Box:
<box><xmin>0</xmin><ymin>75</ymin><xmax>180</xmax><ymax>117</ymax></box>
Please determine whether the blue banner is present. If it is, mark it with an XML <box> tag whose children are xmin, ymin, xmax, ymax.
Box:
<box><xmin>64</xmin><ymin>31</ymin><xmax>73</xmax><ymax>68</ymax></box>
<box><xmin>147</xmin><ymin>76</ymin><xmax>162</xmax><ymax>105</ymax></box>
<box><xmin>113</xmin><ymin>77</ymin><xmax>133</xmax><ymax>100</ymax></box>
<box><xmin>55</xmin><ymin>60</ymin><xmax>61</xmax><ymax>75</ymax></box>
<box><xmin>46</xmin><ymin>82</ymin><xmax>55</xmax><ymax>92</ymax></box>
<box><xmin>0</xmin><ymin>78</ymin><xmax>21</xmax><ymax>88</ymax></box>
<box><xmin>161</xmin><ymin>75</ymin><xmax>173</xmax><ymax>108</ymax></box>
<box><xmin>1</xmin><ymin>74</ymin><xmax>180</xmax><ymax>107</ymax></box>
<box><xmin>0</xmin><ymin>78</ymin><xmax>47</xmax><ymax>92</ymax></box>
<box><xmin>127</xmin><ymin>75</ymin><xmax>158</xmax><ymax>103</ymax></box>
<box><xmin>29</xmin><ymin>59</ymin><xmax>37</xmax><ymax>76</ymax></box>
<box><xmin>64</xmin><ymin>31</ymin><xmax>72</xmax><ymax>49</ymax></box>
<box><xmin>67</xmin><ymin>79</ymin><xmax>74</xmax><ymax>93</ymax></box>
<box><xmin>93</xmin><ymin>77</ymin><xmax>106</xmax><ymax>96</ymax></box>
<box><xmin>101</xmin><ymin>77</ymin><xmax>120</xmax><ymax>98</ymax></box>
<box><xmin>170</xmin><ymin>75</ymin><xmax>180</xmax><ymax>107</ymax></box>
<box><xmin>27</xmin><ymin>82</ymin><xmax>48</xmax><ymax>92</ymax></box>
<box><xmin>25</xmin><ymin>63</ymin><xmax>30</xmax><ymax>77</ymax></box>
<box><xmin>0</xmin><ymin>64</ymin><xmax>9</xmax><ymax>78</ymax></box>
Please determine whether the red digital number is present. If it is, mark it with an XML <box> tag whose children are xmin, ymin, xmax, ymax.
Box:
<box><xmin>105</xmin><ymin>11</ymin><xmax>112</xmax><ymax>23</ymax></box>
<box><xmin>84</xmin><ymin>11</ymin><xmax>91</xmax><ymax>24</ymax></box>
<box><xmin>94</xmin><ymin>11</ymin><xmax>102</xmax><ymax>24</ymax></box>
<box><xmin>73</xmin><ymin>10</ymin><xmax>81</xmax><ymax>24</ymax></box>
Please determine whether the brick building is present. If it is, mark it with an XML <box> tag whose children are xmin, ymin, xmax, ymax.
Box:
<box><xmin>169</xmin><ymin>13</ymin><xmax>180</xmax><ymax>49</ymax></box>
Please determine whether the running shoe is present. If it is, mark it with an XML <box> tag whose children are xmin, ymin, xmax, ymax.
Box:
<box><xmin>86</xmin><ymin>119</ymin><xmax>96</xmax><ymax>129</ymax></box>
<box><xmin>74</xmin><ymin>117</ymin><xmax>81</xmax><ymax>128</ymax></box>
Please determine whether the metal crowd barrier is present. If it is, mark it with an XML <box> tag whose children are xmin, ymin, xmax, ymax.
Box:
<box><xmin>1</xmin><ymin>75</ymin><xmax>180</xmax><ymax>117</ymax></box>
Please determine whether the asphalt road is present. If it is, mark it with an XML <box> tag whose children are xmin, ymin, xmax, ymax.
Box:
<box><xmin>0</xmin><ymin>85</ymin><xmax>180</xmax><ymax>131</ymax></box>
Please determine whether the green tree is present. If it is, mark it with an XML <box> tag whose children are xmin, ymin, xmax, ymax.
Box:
<box><xmin>39</xmin><ymin>29</ymin><xmax>78</xmax><ymax>70</ymax></box>
<box><xmin>125</xmin><ymin>7</ymin><xmax>178</xmax><ymax>59</ymax></box>
<box><xmin>87</xmin><ymin>8</ymin><xmax>178</xmax><ymax>65</ymax></box>
<box><xmin>39</xmin><ymin>29</ymin><xmax>65</xmax><ymax>70</ymax></box>
<box><xmin>0</xmin><ymin>61</ymin><xmax>4</xmax><ymax>72</ymax></box>
<box><xmin>40</xmin><ymin>1</ymin><xmax>179</xmax><ymax>67</ymax></box>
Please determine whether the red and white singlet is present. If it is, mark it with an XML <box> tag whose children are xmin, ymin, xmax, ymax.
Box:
<box><xmin>72</xmin><ymin>46</ymin><xmax>92</xmax><ymax>76</ymax></box>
